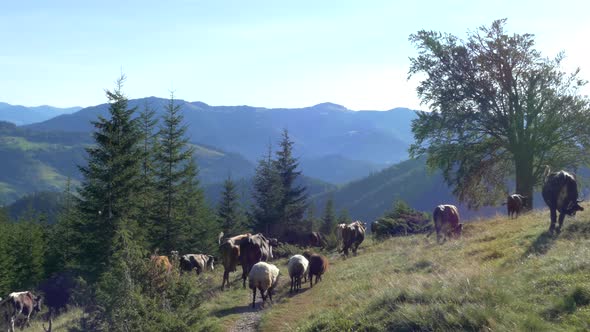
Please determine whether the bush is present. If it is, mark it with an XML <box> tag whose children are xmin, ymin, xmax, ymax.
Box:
<box><xmin>373</xmin><ymin>200</ymin><xmax>431</xmax><ymax>238</ymax></box>
<box><xmin>273</xmin><ymin>243</ymin><xmax>305</xmax><ymax>259</ymax></box>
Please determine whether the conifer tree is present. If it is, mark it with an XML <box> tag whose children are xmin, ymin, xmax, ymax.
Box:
<box><xmin>218</xmin><ymin>175</ymin><xmax>247</xmax><ymax>236</ymax></box>
<box><xmin>320</xmin><ymin>196</ymin><xmax>337</xmax><ymax>235</ymax></box>
<box><xmin>138</xmin><ymin>102</ymin><xmax>160</xmax><ymax>246</ymax></box>
<box><xmin>76</xmin><ymin>75</ymin><xmax>143</xmax><ymax>278</ymax></box>
<box><xmin>274</xmin><ymin>129</ymin><xmax>307</xmax><ymax>232</ymax></box>
<box><xmin>252</xmin><ymin>145</ymin><xmax>283</xmax><ymax>235</ymax></box>
<box><xmin>46</xmin><ymin>177</ymin><xmax>81</xmax><ymax>275</ymax></box>
<box><xmin>0</xmin><ymin>208</ymin><xmax>15</xmax><ymax>294</ymax></box>
<box><xmin>153</xmin><ymin>93</ymin><xmax>207</xmax><ymax>253</ymax></box>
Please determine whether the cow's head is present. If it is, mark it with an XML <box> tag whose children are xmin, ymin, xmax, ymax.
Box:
<box><xmin>33</xmin><ymin>295</ymin><xmax>43</xmax><ymax>313</ymax></box>
<box><xmin>207</xmin><ymin>255</ymin><xmax>215</xmax><ymax>271</ymax></box>
<box><xmin>566</xmin><ymin>200</ymin><xmax>584</xmax><ymax>216</ymax></box>
<box><xmin>454</xmin><ymin>223</ymin><xmax>463</xmax><ymax>237</ymax></box>
<box><xmin>269</xmin><ymin>237</ymin><xmax>279</xmax><ymax>247</ymax></box>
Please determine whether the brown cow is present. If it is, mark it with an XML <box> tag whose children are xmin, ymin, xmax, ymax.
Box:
<box><xmin>303</xmin><ymin>252</ymin><xmax>329</xmax><ymax>287</ymax></box>
<box><xmin>1</xmin><ymin>291</ymin><xmax>42</xmax><ymax>332</ymax></box>
<box><xmin>218</xmin><ymin>232</ymin><xmax>251</xmax><ymax>289</ymax></box>
<box><xmin>503</xmin><ymin>194</ymin><xmax>527</xmax><ymax>219</ymax></box>
<box><xmin>239</xmin><ymin>233</ymin><xmax>275</xmax><ymax>288</ymax></box>
<box><xmin>432</xmin><ymin>204</ymin><xmax>462</xmax><ymax>244</ymax></box>
<box><xmin>150</xmin><ymin>255</ymin><xmax>172</xmax><ymax>274</ymax></box>
<box><xmin>340</xmin><ymin>221</ymin><xmax>366</xmax><ymax>257</ymax></box>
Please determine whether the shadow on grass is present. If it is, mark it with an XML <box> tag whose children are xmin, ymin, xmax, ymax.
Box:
<box><xmin>522</xmin><ymin>231</ymin><xmax>556</xmax><ymax>257</ymax></box>
<box><xmin>561</xmin><ymin>219</ymin><xmax>590</xmax><ymax>239</ymax></box>
<box><xmin>212</xmin><ymin>304</ymin><xmax>259</xmax><ymax>318</ymax></box>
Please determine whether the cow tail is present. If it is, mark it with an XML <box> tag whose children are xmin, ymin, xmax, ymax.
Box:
<box><xmin>218</xmin><ymin>232</ymin><xmax>225</xmax><ymax>245</ymax></box>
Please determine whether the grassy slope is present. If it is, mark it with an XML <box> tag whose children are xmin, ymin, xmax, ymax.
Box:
<box><xmin>201</xmin><ymin>206</ymin><xmax>590</xmax><ymax>331</ymax></box>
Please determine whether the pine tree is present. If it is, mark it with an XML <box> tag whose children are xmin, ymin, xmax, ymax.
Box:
<box><xmin>252</xmin><ymin>145</ymin><xmax>283</xmax><ymax>235</ymax></box>
<box><xmin>179</xmin><ymin>158</ymin><xmax>215</xmax><ymax>253</ymax></box>
<box><xmin>218</xmin><ymin>175</ymin><xmax>247</xmax><ymax>236</ymax></box>
<box><xmin>46</xmin><ymin>177</ymin><xmax>81</xmax><ymax>275</ymax></box>
<box><xmin>337</xmin><ymin>208</ymin><xmax>352</xmax><ymax>225</ymax></box>
<box><xmin>274</xmin><ymin>129</ymin><xmax>307</xmax><ymax>233</ymax></box>
<box><xmin>138</xmin><ymin>101</ymin><xmax>160</xmax><ymax>247</ymax></box>
<box><xmin>320</xmin><ymin>196</ymin><xmax>337</xmax><ymax>236</ymax></box>
<box><xmin>0</xmin><ymin>208</ymin><xmax>15</xmax><ymax>294</ymax></box>
<box><xmin>153</xmin><ymin>93</ymin><xmax>205</xmax><ymax>253</ymax></box>
<box><xmin>76</xmin><ymin>75</ymin><xmax>143</xmax><ymax>278</ymax></box>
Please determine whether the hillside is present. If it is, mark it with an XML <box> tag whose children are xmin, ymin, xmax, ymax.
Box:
<box><xmin>0</xmin><ymin>121</ymin><xmax>259</xmax><ymax>204</ymax></box>
<box><xmin>26</xmin><ymin>97</ymin><xmax>417</xmax><ymax>166</ymax></box>
<box><xmin>201</xmin><ymin>206</ymin><xmax>590</xmax><ymax>331</ymax></box>
<box><xmin>0</xmin><ymin>102</ymin><xmax>81</xmax><ymax>125</ymax></box>
<box><xmin>19</xmin><ymin>205</ymin><xmax>590</xmax><ymax>331</ymax></box>
<box><xmin>312</xmin><ymin>157</ymin><xmax>504</xmax><ymax>222</ymax></box>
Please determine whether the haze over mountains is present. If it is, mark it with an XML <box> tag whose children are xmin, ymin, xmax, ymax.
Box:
<box><xmin>0</xmin><ymin>102</ymin><xmax>82</xmax><ymax>125</ymax></box>
<box><xmin>0</xmin><ymin>98</ymin><xmax>491</xmax><ymax>222</ymax></box>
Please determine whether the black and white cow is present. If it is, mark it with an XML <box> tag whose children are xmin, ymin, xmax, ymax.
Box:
<box><xmin>1</xmin><ymin>291</ymin><xmax>42</xmax><ymax>332</ymax></box>
<box><xmin>542</xmin><ymin>168</ymin><xmax>584</xmax><ymax>234</ymax></box>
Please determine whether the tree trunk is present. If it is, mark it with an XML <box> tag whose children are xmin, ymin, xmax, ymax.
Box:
<box><xmin>515</xmin><ymin>154</ymin><xmax>535</xmax><ymax>210</ymax></box>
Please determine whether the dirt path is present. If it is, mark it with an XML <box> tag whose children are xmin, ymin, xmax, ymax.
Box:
<box><xmin>228</xmin><ymin>309</ymin><xmax>262</xmax><ymax>332</ymax></box>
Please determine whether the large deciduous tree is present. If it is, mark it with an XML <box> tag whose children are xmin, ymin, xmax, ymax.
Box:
<box><xmin>408</xmin><ymin>19</ymin><xmax>590</xmax><ymax>208</ymax></box>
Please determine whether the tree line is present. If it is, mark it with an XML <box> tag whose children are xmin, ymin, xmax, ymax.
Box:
<box><xmin>0</xmin><ymin>75</ymin><xmax>351</xmax><ymax>330</ymax></box>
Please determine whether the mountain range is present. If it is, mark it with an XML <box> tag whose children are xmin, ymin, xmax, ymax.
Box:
<box><xmin>0</xmin><ymin>102</ymin><xmax>81</xmax><ymax>125</ymax></box>
<box><xmin>1</xmin><ymin>98</ymin><xmax>508</xmax><ymax>222</ymax></box>
<box><xmin>26</xmin><ymin>97</ymin><xmax>417</xmax><ymax>167</ymax></box>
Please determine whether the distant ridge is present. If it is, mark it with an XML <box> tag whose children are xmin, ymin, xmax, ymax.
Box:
<box><xmin>26</xmin><ymin>98</ymin><xmax>419</xmax><ymax>166</ymax></box>
<box><xmin>0</xmin><ymin>102</ymin><xmax>82</xmax><ymax>125</ymax></box>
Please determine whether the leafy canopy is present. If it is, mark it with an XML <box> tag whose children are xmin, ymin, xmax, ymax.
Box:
<box><xmin>408</xmin><ymin>19</ymin><xmax>590</xmax><ymax>208</ymax></box>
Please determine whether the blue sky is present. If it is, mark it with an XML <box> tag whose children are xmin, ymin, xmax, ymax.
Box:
<box><xmin>1</xmin><ymin>0</ymin><xmax>589</xmax><ymax>110</ymax></box>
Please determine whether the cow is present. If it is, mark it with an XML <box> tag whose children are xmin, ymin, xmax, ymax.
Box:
<box><xmin>340</xmin><ymin>221</ymin><xmax>366</xmax><ymax>257</ymax></box>
<box><xmin>38</xmin><ymin>272</ymin><xmax>76</xmax><ymax>315</ymax></box>
<box><xmin>218</xmin><ymin>232</ymin><xmax>251</xmax><ymax>289</ymax></box>
<box><xmin>309</xmin><ymin>232</ymin><xmax>323</xmax><ymax>247</ymax></box>
<box><xmin>431</xmin><ymin>204</ymin><xmax>462</xmax><ymax>244</ymax></box>
<box><xmin>1</xmin><ymin>291</ymin><xmax>42</xmax><ymax>332</ymax></box>
<box><xmin>179</xmin><ymin>254</ymin><xmax>215</xmax><ymax>275</ymax></box>
<box><xmin>542</xmin><ymin>167</ymin><xmax>584</xmax><ymax>234</ymax></box>
<box><xmin>150</xmin><ymin>255</ymin><xmax>173</xmax><ymax>274</ymax></box>
<box><xmin>239</xmin><ymin>233</ymin><xmax>275</xmax><ymax>288</ymax></box>
<box><xmin>503</xmin><ymin>194</ymin><xmax>527</xmax><ymax>219</ymax></box>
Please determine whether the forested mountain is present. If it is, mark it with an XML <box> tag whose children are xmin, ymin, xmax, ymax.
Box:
<box><xmin>0</xmin><ymin>120</ymin><xmax>257</xmax><ymax>204</ymax></box>
<box><xmin>26</xmin><ymin>97</ymin><xmax>417</xmax><ymax>166</ymax></box>
<box><xmin>0</xmin><ymin>102</ymin><xmax>81</xmax><ymax>125</ymax></box>
<box><xmin>312</xmin><ymin>157</ymin><xmax>505</xmax><ymax>222</ymax></box>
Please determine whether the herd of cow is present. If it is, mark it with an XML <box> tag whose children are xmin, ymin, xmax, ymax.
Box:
<box><xmin>0</xmin><ymin>167</ymin><xmax>585</xmax><ymax>329</ymax></box>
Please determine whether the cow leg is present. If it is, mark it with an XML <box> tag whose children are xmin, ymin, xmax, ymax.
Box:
<box><xmin>10</xmin><ymin>315</ymin><xmax>15</xmax><ymax>332</ymax></box>
<box><xmin>222</xmin><ymin>270</ymin><xmax>229</xmax><ymax>289</ymax></box>
<box><xmin>290</xmin><ymin>276</ymin><xmax>294</xmax><ymax>293</ymax></box>
<box><xmin>242</xmin><ymin>265</ymin><xmax>248</xmax><ymax>288</ymax></box>
<box><xmin>557</xmin><ymin>212</ymin><xmax>566</xmax><ymax>234</ymax></box>
<box><xmin>549</xmin><ymin>208</ymin><xmax>557</xmax><ymax>233</ymax></box>
<box><xmin>309</xmin><ymin>273</ymin><xmax>313</xmax><ymax>288</ymax></box>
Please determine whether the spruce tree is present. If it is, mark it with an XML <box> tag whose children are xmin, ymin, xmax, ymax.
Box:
<box><xmin>138</xmin><ymin>101</ymin><xmax>160</xmax><ymax>247</ymax></box>
<box><xmin>218</xmin><ymin>175</ymin><xmax>247</xmax><ymax>236</ymax></box>
<box><xmin>179</xmin><ymin>158</ymin><xmax>214</xmax><ymax>253</ymax></box>
<box><xmin>274</xmin><ymin>129</ymin><xmax>307</xmax><ymax>233</ymax></box>
<box><xmin>0</xmin><ymin>208</ymin><xmax>15</xmax><ymax>294</ymax></box>
<box><xmin>252</xmin><ymin>145</ymin><xmax>283</xmax><ymax>235</ymax></box>
<box><xmin>46</xmin><ymin>177</ymin><xmax>81</xmax><ymax>275</ymax></box>
<box><xmin>320</xmin><ymin>196</ymin><xmax>337</xmax><ymax>235</ymax></box>
<box><xmin>76</xmin><ymin>75</ymin><xmax>143</xmax><ymax>278</ymax></box>
<box><xmin>153</xmin><ymin>93</ymin><xmax>206</xmax><ymax>253</ymax></box>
